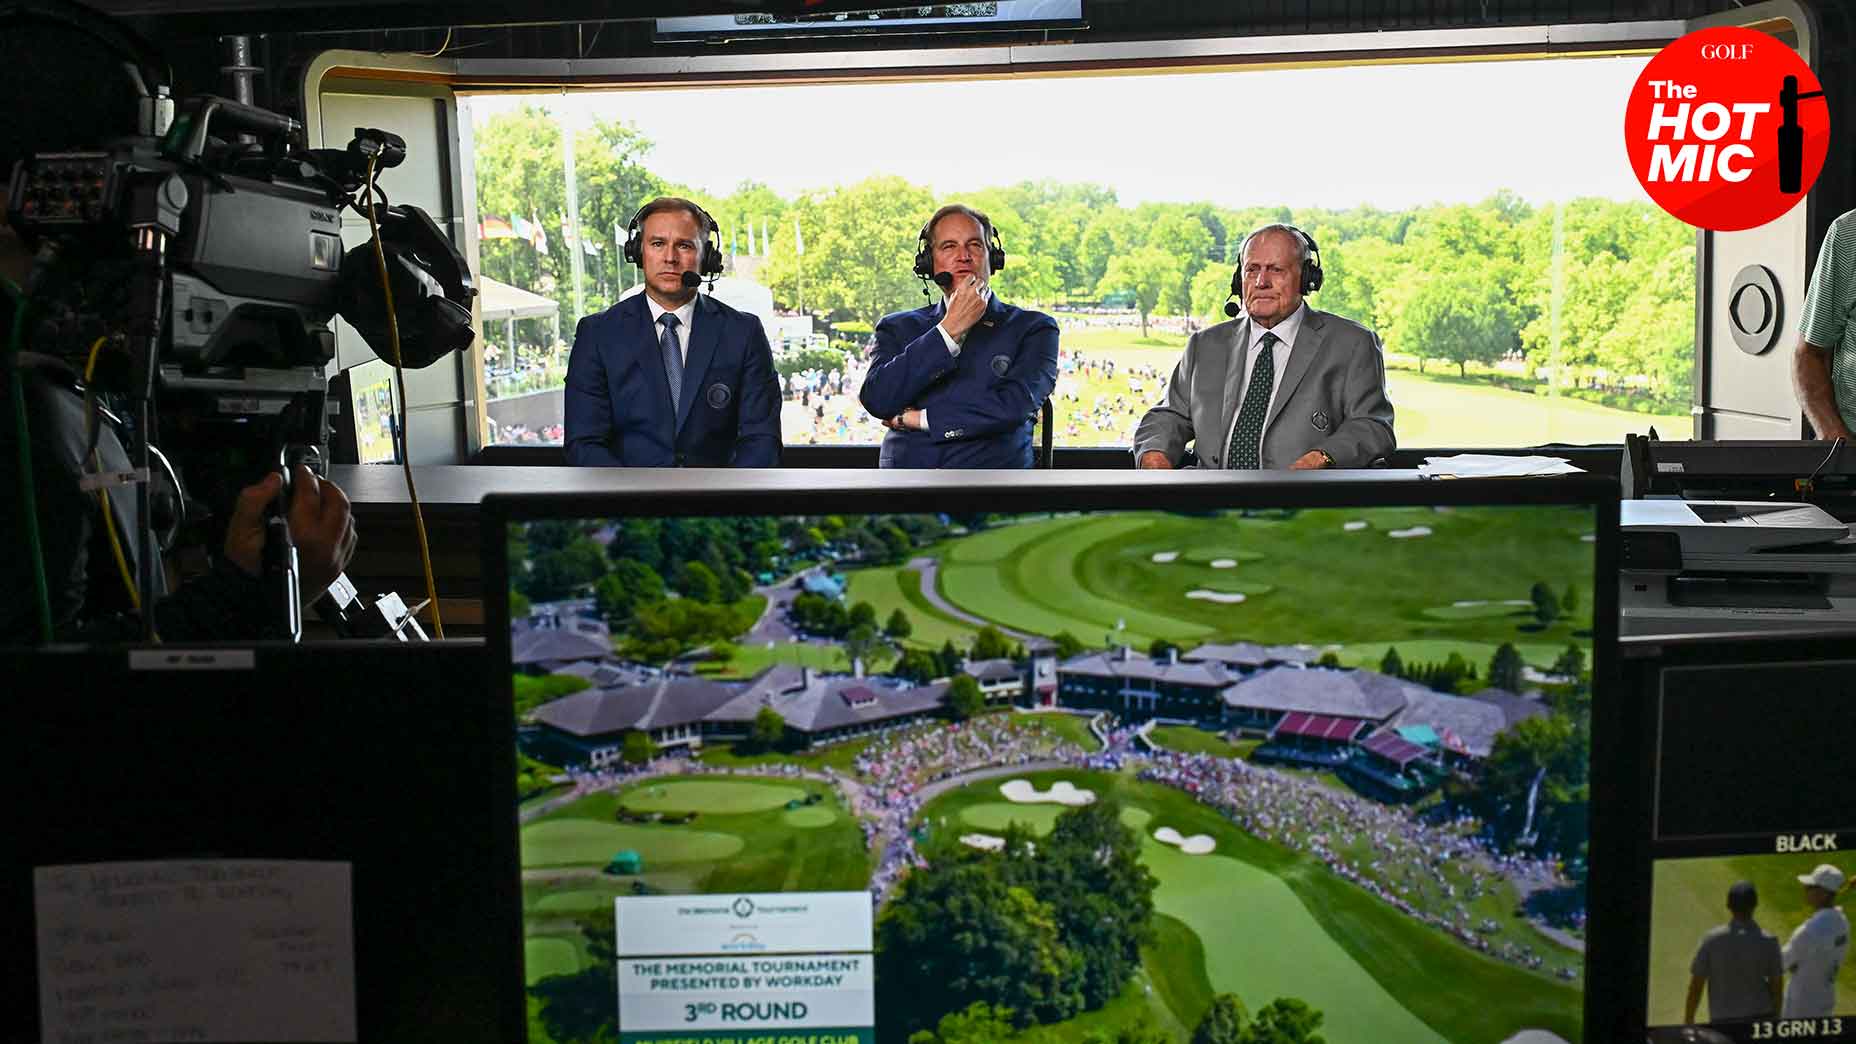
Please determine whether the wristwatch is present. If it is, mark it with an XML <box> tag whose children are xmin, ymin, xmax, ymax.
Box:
<box><xmin>1316</xmin><ymin>448</ymin><xmax>1335</xmax><ymax>468</ymax></box>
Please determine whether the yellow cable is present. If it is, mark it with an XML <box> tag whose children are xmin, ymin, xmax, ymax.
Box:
<box><xmin>365</xmin><ymin>155</ymin><xmax>444</xmax><ymax>638</ymax></box>
<box><xmin>83</xmin><ymin>336</ymin><xmax>157</xmax><ymax>639</ymax></box>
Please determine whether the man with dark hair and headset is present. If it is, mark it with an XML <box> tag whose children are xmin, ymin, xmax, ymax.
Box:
<box><xmin>1133</xmin><ymin>223</ymin><xmax>1394</xmax><ymax>470</ymax></box>
<box><xmin>859</xmin><ymin>202</ymin><xmax>1058</xmax><ymax>468</ymax></box>
<box><xmin>564</xmin><ymin>196</ymin><xmax>781</xmax><ymax>467</ymax></box>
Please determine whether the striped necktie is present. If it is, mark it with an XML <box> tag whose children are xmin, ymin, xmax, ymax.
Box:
<box><xmin>659</xmin><ymin>313</ymin><xmax>683</xmax><ymax>411</ymax></box>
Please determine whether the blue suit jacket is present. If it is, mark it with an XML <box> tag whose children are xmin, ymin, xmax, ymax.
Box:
<box><xmin>859</xmin><ymin>295</ymin><xmax>1059</xmax><ymax>468</ymax></box>
<box><xmin>563</xmin><ymin>292</ymin><xmax>782</xmax><ymax>467</ymax></box>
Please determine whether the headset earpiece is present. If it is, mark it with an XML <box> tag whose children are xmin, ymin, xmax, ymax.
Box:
<box><xmin>915</xmin><ymin>210</ymin><xmax>1007</xmax><ymax>279</ymax></box>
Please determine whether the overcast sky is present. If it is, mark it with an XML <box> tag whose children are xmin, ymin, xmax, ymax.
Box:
<box><xmin>464</xmin><ymin>55</ymin><xmax>1654</xmax><ymax>211</ymax></box>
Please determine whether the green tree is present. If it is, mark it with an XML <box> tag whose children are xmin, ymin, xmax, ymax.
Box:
<box><xmin>749</xmin><ymin>706</ymin><xmax>786</xmax><ymax>751</ymax></box>
<box><xmin>846</xmin><ymin>623</ymin><xmax>884</xmax><ymax>669</ymax></box>
<box><xmin>1097</xmin><ymin>246</ymin><xmax>1183</xmax><ymax>337</ymax></box>
<box><xmin>676</xmin><ymin>561</ymin><xmax>723</xmax><ymax>604</ymax></box>
<box><xmin>849</xmin><ymin>600</ymin><xmax>879</xmax><ymax>631</ymax></box>
<box><xmin>1379</xmin><ymin>646</ymin><xmax>1404</xmax><ymax>678</ymax></box>
<box><xmin>948</xmin><ymin>674</ymin><xmax>987</xmax><ymax>720</ymax></box>
<box><xmin>885</xmin><ymin>608</ymin><xmax>914</xmax><ymax>640</ymax></box>
<box><xmin>1030</xmin><ymin>797</ymin><xmax>1159</xmax><ymax>1009</ymax></box>
<box><xmin>1488</xmin><ymin>642</ymin><xmax>1526</xmax><ymax>693</ymax></box>
<box><xmin>938</xmin><ymin>639</ymin><xmax>963</xmax><ymax>678</ymax></box>
<box><xmin>595</xmin><ymin>558</ymin><xmax>665</xmax><ymax>625</ymax></box>
<box><xmin>909</xmin><ymin>1002</ymin><xmax>1019</xmax><ymax>1044</ymax></box>
<box><xmin>761</xmin><ymin>176</ymin><xmax>936</xmax><ymax>325</ymax></box>
<box><xmin>896</xmin><ymin>648</ymin><xmax>942</xmax><ymax>683</ymax></box>
<box><xmin>973</xmin><ymin>625</ymin><xmax>1015</xmax><ymax>661</ymax></box>
<box><xmin>1051</xmin><ymin>631</ymin><xmax>1086</xmax><ymax>659</ymax></box>
<box><xmin>1149</xmin><ymin>638</ymin><xmax>1180</xmax><ymax>661</ymax></box>
<box><xmin>509</xmin><ymin>590</ymin><xmax>531</xmax><ymax>619</ymax></box>
<box><xmin>1552</xmin><ymin>642</ymin><xmax>1586</xmax><ymax>678</ymax></box>
<box><xmin>1241</xmin><ymin>998</ymin><xmax>1326</xmax><ymax>1044</ymax></box>
<box><xmin>1530</xmin><ymin>580</ymin><xmax>1562</xmax><ymax>625</ymax></box>
<box><xmin>621</xmin><ymin>730</ymin><xmax>657</xmax><ymax>765</ymax></box>
<box><xmin>1562</xmin><ymin>584</ymin><xmax>1580</xmax><ymax>617</ymax></box>
<box><xmin>1315</xmin><ymin>651</ymin><xmax>1342</xmax><ymax>669</ymax></box>
<box><xmin>1192</xmin><ymin>994</ymin><xmax>1250</xmax><ymax>1044</ymax></box>
<box><xmin>1394</xmin><ymin>266</ymin><xmax>1521</xmax><ymax>378</ymax></box>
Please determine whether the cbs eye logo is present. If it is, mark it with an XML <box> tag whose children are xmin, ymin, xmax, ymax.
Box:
<box><xmin>1624</xmin><ymin>26</ymin><xmax>1830</xmax><ymax>232</ymax></box>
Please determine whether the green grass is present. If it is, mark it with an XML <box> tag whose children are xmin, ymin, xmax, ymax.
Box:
<box><xmin>1148</xmin><ymin>724</ymin><xmax>1246</xmax><ymax>758</ymax></box>
<box><xmin>520</xmin><ymin>818</ymin><xmax>746</xmax><ymax>868</ymax></box>
<box><xmin>1144</xmin><ymin>913</ymin><xmax>1215</xmax><ymax>1031</ymax></box>
<box><xmin>845</xmin><ymin>564</ymin><xmax>979</xmax><ymax>649</ymax></box>
<box><xmin>781</xmin><ymin>805</ymin><xmax>840</xmax><ymax>828</ymax></box>
<box><xmin>957</xmin><ymin>801</ymin><xmax>1071</xmax><ymax>835</ymax></box>
<box><xmin>917</xmin><ymin>769</ymin><xmax>1584</xmax><ymax>1044</ymax></box>
<box><xmin>1026</xmin><ymin>711</ymin><xmax>1103</xmax><ymax>752</ymax></box>
<box><xmin>698</xmin><ymin>639</ymin><xmax>896</xmax><ymax>680</ymax></box>
<box><xmin>619</xmin><ymin>779</ymin><xmax>807</xmax><ymax>815</ymax></box>
<box><xmin>919</xmin><ymin>507</ymin><xmax>1593</xmax><ymax>659</ymax></box>
<box><xmin>524</xmin><ymin>936</ymin><xmax>583</xmax><ymax>981</ymax></box>
<box><xmin>1647</xmin><ymin>853</ymin><xmax>1856</xmax><ymax>1025</ymax></box>
<box><xmin>1335</xmin><ymin>639</ymin><xmax>1571</xmax><ymax>673</ymax></box>
<box><xmin>692</xmin><ymin>735</ymin><xmax>877</xmax><ymax>773</ymax></box>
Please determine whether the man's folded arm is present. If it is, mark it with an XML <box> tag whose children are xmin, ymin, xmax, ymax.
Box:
<box><xmin>1131</xmin><ymin>348</ymin><xmax>1197</xmax><ymax>466</ymax></box>
<box><xmin>860</xmin><ymin>321</ymin><xmax>956</xmax><ymax>420</ymax></box>
<box><xmin>922</xmin><ymin>316</ymin><xmax>1059</xmax><ymax>439</ymax></box>
<box><xmin>731</xmin><ymin>321</ymin><xmax>784</xmax><ymax>467</ymax></box>
<box><xmin>1316</xmin><ymin>333</ymin><xmax>1396</xmax><ymax>467</ymax></box>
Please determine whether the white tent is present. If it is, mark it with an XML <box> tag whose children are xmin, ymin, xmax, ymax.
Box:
<box><xmin>479</xmin><ymin>275</ymin><xmax>562</xmax><ymax>360</ymax></box>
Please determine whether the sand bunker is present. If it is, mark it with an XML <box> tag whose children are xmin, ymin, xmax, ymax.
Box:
<box><xmin>1209</xmin><ymin>559</ymin><xmax>1237</xmax><ymax>569</ymax></box>
<box><xmin>1580</xmin><ymin>533</ymin><xmax>1596</xmax><ymax>543</ymax></box>
<box><xmin>1186</xmin><ymin>590</ymin><xmax>1247</xmax><ymax>604</ymax></box>
<box><xmin>1153</xmin><ymin>827</ymin><xmax>1217</xmax><ymax>855</ymax></box>
<box><xmin>1452</xmin><ymin>599</ymin><xmax>1532</xmax><ymax>608</ymax></box>
<box><xmin>1150</xmin><ymin>551</ymin><xmax>1180</xmax><ymax>563</ymax></box>
<box><xmin>961</xmin><ymin>833</ymin><xmax>1006</xmax><ymax>852</ymax></box>
<box><xmin>1388</xmin><ymin>526</ymin><xmax>1433</xmax><ymax>539</ymax></box>
<box><xmin>1000</xmin><ymin>779</ymin><xmax>1097</xmax><ymax>806</ymax></box>
<box><xmin>1343</xmin><ymin>520</ymin><xmax>1369</xmax><ymax>532</ymax></box>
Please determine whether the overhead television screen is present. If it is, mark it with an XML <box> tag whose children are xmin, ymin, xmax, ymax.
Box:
<box><xmin>1638</xmin><ymin>639</ymin><xmax>1856</xmax><ymax>1044</ymax></box>
<box><xmin>490</xmin><ymin>479</ymin><xmax>1617</xmax><ymax>1043</ymax></box>
<box><xmin>655</xmin><ymin>1</ymin><xmax>1085</xmax><ymax>41</ymax></box>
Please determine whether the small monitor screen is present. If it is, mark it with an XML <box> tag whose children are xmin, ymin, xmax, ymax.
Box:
<box><xmin>491</xmin><ymin>484</ymin><xmax>1609</xmax><ymax>1043</ymax></box>
<box><xmin>656</xmin><ymin>1</ymin><xmax>1085</xmax><ymax>41</ymax></box>
<box><xmin>1642</xmin><ymin>643</ymin><xmax>1856</xmax><ymax>1044</ymax></box>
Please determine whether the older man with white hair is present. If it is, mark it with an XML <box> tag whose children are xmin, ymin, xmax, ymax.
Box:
<box><xmin>1782</xmin><ymin>864</ymin><xmax>1851</xmax><ymax>1019</ymax></box>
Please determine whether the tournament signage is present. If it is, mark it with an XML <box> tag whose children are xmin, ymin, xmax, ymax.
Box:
<box><xmin>614</xmin><ymin>892</ymin><xmax>874</xmax><ymax>1044</ymax></box>
<box><xmin>1624</xmin><ymin>26</ymin><xmax>1830</xmax><ymax>232</ymax></box>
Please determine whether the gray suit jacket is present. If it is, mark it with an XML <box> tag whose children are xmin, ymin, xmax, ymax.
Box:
<box><xmin>1132</xmin><ymin>308</ymin><xmax>1395</xmax><ymax>469</ymax></box>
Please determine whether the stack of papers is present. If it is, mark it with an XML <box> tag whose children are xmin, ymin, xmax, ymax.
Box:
<box><xmin>1417</xmin><ymin>454</ymin><xmax>1584</xmax><ymax>478</ymax></box>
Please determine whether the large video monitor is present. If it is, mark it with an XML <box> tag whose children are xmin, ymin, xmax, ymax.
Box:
<box><xmin>1622</xmin><ymin>631</ymin><xmax>1856</xmax><ymax>1044</ymax></box>
<box><xmin>484</xmin><ymin>471</ymin><xmax>1629</xmax><ymax>1044</ymax></box>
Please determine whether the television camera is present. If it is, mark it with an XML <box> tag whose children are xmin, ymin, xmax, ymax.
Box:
<box><xmin>6</xmin><ymin>84</ymin><xmax>476</xmax><ymax>641</ymax></box>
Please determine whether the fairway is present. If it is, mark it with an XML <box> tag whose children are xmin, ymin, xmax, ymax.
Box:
<box><xmin>918</xmin><ymin>769</ymin><xmax>1583</xmax><ymax>1042</ymax></box>
<box><xmin>926</xmin><ymin>507</ymin><xmax>1593</xmax><ymax>658</ymax></box>
<box><xmin>1144</xmin><ymin>841</ymin><xmax>1443</xmax><ymax>1044</ymax></box>
<box><xmin>1647</xmin><ymin>854</ymin><xmax>1856</xmax><ymax>1024</ymax></box>
<box><xmin>620</xmin><ymin>778</ymin><xmax>806</xmax><ymax>814</ymax></box>
<box><xmin>520</xmin><ymin>818</ymin><xmax>746</xmax><ymax>867</ymax></box>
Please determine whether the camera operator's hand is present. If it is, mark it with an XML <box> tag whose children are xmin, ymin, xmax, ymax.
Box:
<box><xmin>225</xmin><ymin>465</ymin><xmax>358</xmax><ymax>605</ymax></box>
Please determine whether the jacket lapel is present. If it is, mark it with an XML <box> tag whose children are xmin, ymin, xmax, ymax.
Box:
<box><xmin>1217</xmin><ymin>319</ymin><xmax>1252</xmax><ymax>463</ymax></box>
<box><xmin>1265</xmin><ymin>309</ymin><xmax>1325</xmax><ymax>434</ymax></box>
<box><xmin>676</xmin><ymin>295</ymin><xmax>721</xmax><ymax>433</ymax></box>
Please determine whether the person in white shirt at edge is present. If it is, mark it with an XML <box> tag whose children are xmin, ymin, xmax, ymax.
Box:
<box><xmin>1783</xmin><ymin>863</ymin><xmax>1851</xmax><ymax>1019</ymax></box>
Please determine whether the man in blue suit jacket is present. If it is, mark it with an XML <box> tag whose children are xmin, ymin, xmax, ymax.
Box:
<box><xmin>564</xmin><ymin>197</ymin><xmax>782</xmax><ymax>467</ymax></box>
<box><xmin>860</xmin><ymin>204</ymin><xmax>1059</xmax><ymax>468</ymax></box>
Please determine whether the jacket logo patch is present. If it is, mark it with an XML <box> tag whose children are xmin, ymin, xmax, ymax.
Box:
<box><xmin>990</xmin><ymin>354</ymin><xmax>1012</xmax><ymax>377</ymax></box>
<box><xmin>944</xmin><ymin>429</ymin><xmax>964</xmax><ymax>439</ymax></box>
<box><xmin>1310</xmin><ymin>410</ymin><xmax>1332</xmax><ymax>432</ymax></box>
<box><xmin>706</xmin><ymin>382</ymin><xmax>732</xmax><ymax>409</ymax></box>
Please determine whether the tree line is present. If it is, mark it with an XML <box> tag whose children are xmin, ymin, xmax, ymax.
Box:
<box><xmin>477</xmin><ymin>105</ymin><xmax>1694</xmax><ymax>412</ymax></box>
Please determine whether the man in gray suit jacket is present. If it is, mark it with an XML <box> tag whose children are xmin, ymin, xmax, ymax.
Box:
<box><xmin>1133</xmin><ymin>224</ymin><xmax>1394</xmax><ymax>470</ymax></box>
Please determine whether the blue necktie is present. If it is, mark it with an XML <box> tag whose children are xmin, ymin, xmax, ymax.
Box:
<box><xmin>659</xmin><ymin>313</ymin><xmax>683</xmax><ymax>412</ymax></box>
<box><xmin>1228</xmin><ymin>331</ymin><xmax>1278</xmax><ymax>469</ymax></box>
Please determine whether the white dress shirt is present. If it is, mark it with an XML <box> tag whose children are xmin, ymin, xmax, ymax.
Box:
<box><xmin>644</xmin><ymin>294</ymin><xmax>697</xmax><ymax>364</ymax></box>
<box><xmin>935</xmin><ymin>285</ymin><xmax>992</xmax><ymax>357</ymax></box>
<box><xmin>1222</xmin><ymin>301</ymin><xmax>1308</xmax><ymax>461</ymax></box>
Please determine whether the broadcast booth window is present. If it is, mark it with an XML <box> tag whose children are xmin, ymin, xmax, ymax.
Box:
<box><xmin>453</xmin><ymin>50</ymin><xmax>1701</xmax><ymax>455</ymax></box>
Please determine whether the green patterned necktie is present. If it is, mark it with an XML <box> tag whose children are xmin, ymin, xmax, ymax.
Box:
<box><xmin>1228</xmin><ymin>331</ymin><xmax>1279</xmax><ymax>469</ymax></box>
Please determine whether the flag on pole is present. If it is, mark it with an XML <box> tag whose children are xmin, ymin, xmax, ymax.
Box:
<box><xmin>479</xmin><ymin>216</ymin><xmax>517</xmax><ymax>240</ymax></box>
<box><xmin>763</xmin><ymin>219</ymin><xmax>770</xmax><ymax>256</ymax></box>
<box><xmin>531</xmin><ymin>214</ymin><xmax>549</xmax><ymax>256</ymax></box>
<box><xmin>512</xmin><ymin>215</ymin><xmax>534</xmax><ymax>240</ymax></box>
<box><xmin>747</xmin><ymin>222</ymin><xmax>757</xmax><ymax>256</ymax></box>
<box><xmin>794</xmin><ymin>218</ymin><xmax>804</xmax><ymax>257</ymax></box>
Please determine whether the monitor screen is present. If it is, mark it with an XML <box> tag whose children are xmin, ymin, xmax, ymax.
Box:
<box><xmin>486</xmin><ymin>474</ymin><xmax>1622</xmax><ymax>1044</ymax></box>
<box><xmin>1627</xmin><ymin>632</ymin><xmax>1856</xmax><ymax>1044</ymax></box>
<box><xmin>655</xmin><ymin>1</ymin><xmax>1085</xmax><ymax>41</ymax></box>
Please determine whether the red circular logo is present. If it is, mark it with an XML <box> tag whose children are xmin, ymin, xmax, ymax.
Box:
<box><xmin>1624</xmin><ymin>27</ymin><xmax>1830</xmax><ymax>232</ymax></box>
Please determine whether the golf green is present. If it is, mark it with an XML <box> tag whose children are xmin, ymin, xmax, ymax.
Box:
<box><xmin>619</xmin><ymin>779</ymin><xmax>806</xmax><ymax>814</ymax></box>
<box><xmin>533</xmin><ymin>888</ymin><xmax>620</xmax><ymax>915</ymax></box>
<box><xmin>959</xmin><ymin>802</ymin><xmax>1067</xmax><ymax>835</ymax></box>
<box><xmin>782</xmin><ymin>806</ymin><xmax>839</xmax><ymax>828</ymax></box>
<box><xmin>520</xmin><ymin>818</ymin><xmax>745</xmax><ymax>867</ymax></box>
<box><xmin>525</xmin><ymin>936</ymin><xmax>581</xmax><ymax>980</ymax></box>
